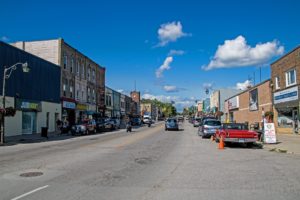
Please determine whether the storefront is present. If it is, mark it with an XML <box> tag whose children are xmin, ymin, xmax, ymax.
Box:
<box><xmin>274</xmin><ymin>86</ymin><xmax>299</xmax><ymax>134</ymax></box>
<box><xmin>76</xmin><ymin>103</ymin><xmax>88</xmax><ymax>123</ymax></box>
<box><xmin>62</xmin><ymin>98</ymin><xmax>76</xmax><ymax>125</ymax></box>
<box><xmin>16</xmin><ymin>99</ymin><xmax>41</xmax><ymax>134</ymax></box>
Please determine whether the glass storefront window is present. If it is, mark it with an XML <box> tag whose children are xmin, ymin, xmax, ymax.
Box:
<box><xmin>277</xmin><ymin>108</ymin><xmax>293</xmax><ymax>128</ymax></box>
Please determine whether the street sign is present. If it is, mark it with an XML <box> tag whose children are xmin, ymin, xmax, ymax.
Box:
<box><xmin>264</xmin><ymin>123</ymin><xmax>277</xmax><ymax>144</ymax></box>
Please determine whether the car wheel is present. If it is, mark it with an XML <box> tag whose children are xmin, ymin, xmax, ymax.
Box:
<box><xmin>246</xmin><ymin>142</ymin><xmax>254</xmax><ymax>148</ymax></box>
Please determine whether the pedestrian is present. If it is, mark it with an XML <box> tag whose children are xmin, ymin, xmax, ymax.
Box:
<box><xmin>56</xmin><ymin>119</ymin><xmax>62</xmax><ymax>132</ymax></box>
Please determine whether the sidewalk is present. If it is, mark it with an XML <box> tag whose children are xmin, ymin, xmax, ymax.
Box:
<box><xmin>4</xmin><ymin>131</ymin><xmax>72</xmax><ymax>145</ymax></box>
<box><xmin>262</xmin><ymin>133</ymin><xmax>300</xmax><ymax>155</ymax></box>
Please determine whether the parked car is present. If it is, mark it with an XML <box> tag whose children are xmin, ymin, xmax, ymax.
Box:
<box><xmin>71</xmin><ymin>119</ymin><xmax>97</xmax><ymax>135</ymax></box>
<box><xmin>143</xmin><ymin>116</ymin><xmax>152</xmax><ymax>124</ymax></box>
<box><xmin>96</xmin><ymin>118</ymin><xmax>106</xmax><ymax>132</ymax></box>
<box><xmin>198</xmin><ymin>119</ymin><xmax>222</xmax><ymax>138</ymax></box>
<box><xmin>177</xmin><ymin>116</ymin><xmax>184</xmax><ymax>122</ymax></box>
<box><xmin>215</xmin><ymin>123</ymin><xmax>259</xmax><ymax>147</ymax></box>
<box><xmin>104</xmin><ymin>118</ymin><xmax>116</xmax><ymax>131</ymax></box>
<box><xmin>165</xmin><ymin>118</ymin><xmax>179</xmax><ymax>131</ymax></box>
<box><xmin>193</xmin><ymin>117</ymin><xmax>201</xmax><ymax>127</ymax></box>
<box><xmin>131</xmin><ymin>117</ymin><xmax>142</xmax><ymax>126</ymax></box>
<box><xmin>111</xmin><ymin>118</ymin><xmax>121</xmax><ymax>129</ymax></box>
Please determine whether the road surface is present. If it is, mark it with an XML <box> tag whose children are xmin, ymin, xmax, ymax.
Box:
<box><xmin>0</xmin><ymin>122</ymin><xmax>300</xmax><ymax>200</ymax></box>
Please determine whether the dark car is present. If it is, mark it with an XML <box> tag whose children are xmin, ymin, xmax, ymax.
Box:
<box><xmin>131</xmin><ymin>117</ymin><xmax>142</xmax><ymax>126</ymax></box>
<box><xmin>96</xmin><ymin>118</ymin><xmax>106</xmax><ymax>132</ymax></box>
<box><xmin>165</xmin><ymin>118</ymin><xmax>179</xmax><ymax>131</ymax></box>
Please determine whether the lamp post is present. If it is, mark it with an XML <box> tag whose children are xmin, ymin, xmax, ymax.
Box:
<box><xmin>1</xmin><ymin>62</ymin><xmax>30</xmax><ymax>144</ymax></box>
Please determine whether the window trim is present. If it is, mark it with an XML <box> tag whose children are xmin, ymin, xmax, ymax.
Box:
<box><xmin>275</xmin><ymin>76</ymin><xmax>280</xmax><ymax>90</ymax></box>
<box><xmin>286</xmin><ymin>69</ymin><xmax>297</xmax><ymax>87</ymax></box>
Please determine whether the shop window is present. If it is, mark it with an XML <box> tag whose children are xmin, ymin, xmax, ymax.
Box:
<box><xmin>275</xmin><ymin>76</ymin><xmax>280</xmax><ymax>90</ymax></box>
<box><xmin>286</xmin><ymin>69</ymin><xmax>296</xmax><ymax>87</ymax></box>
<box><xmin>277</xmin><ymin>108</ymin><xmax>293</xmax><ymax>128</ymax></box>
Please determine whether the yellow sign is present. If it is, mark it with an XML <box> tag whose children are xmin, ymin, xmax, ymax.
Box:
<box><xmin>76</xmin><ymin>104</ymin><xmax>88</xmax><ymax>110</ymax></box>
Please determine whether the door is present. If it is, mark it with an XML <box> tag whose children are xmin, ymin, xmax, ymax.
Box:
<box><xmin>292</xmin><ymin>109</ymin><xmax>298</xmax><ymax>133</ymax></box>
<box><xmin>22</xmin><ymin>112</ymin><xmax>37</xmax><ymax>134</ymax></box>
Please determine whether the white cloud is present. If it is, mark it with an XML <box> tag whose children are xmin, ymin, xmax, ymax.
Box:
<box><xmin>203</xmin><ymin>82</ymin><xmax>214</xmax><ymax>90</ymax></box>
<box><xmin>202</xmin><ymin>35</ymin><xmax>284</xmax><ymax>70</ymax></box>
<box><xmin>117</xmin><ymin>89</ymin><xmax>124</xmax><ymax>93</ymax></box>
<box><xmin>142</xmin><ymin>93</ymin><xmax>195</xmax><ymax>112</ymax></box>
<box><xmin>157</xmin><ymin>21</ymin><xmax>188</xmax><ymax>47</ymax></box>
<box><xmin>156</xmin><ymin>56</ymin><xmax>173</xmax><ymax>78</ymax></box>
<box><xmin>168</xmin><ymin>49</ymin><xmax>185</xmax><ymax>56</ymax></box>
<box><xmin>163</xmin><ymin>85</ymin><xmax>178</xmax><ymax>92</ymax></box>
<box><xmin>236</xmin><ymin>80</ymin><xmax>253</xmax><ymax>90</ymax></box>
<box><xmin>0</xmin><ymin>36</ymin><xmax>9</xmax><ymax>42</ymax></box>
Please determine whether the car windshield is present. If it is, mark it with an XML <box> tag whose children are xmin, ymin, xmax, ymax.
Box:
<box><xmin>167</xmin><ymin>119</ymin><xmax>176</xmax><ymax>123</ymax></box>
<box><xmin>204</xmin><ymin>120</ymin><xmax>221</xmax><ymax>126</ymax></box>
<box><xmin>224</xmin><ymin>124</ymin><xmax>248</xmax><ymax>130</ymax></box>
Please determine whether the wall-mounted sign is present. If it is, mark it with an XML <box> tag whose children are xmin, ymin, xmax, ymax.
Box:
<box><xmin>274</xmin><ymin>86</ymin><xmax>298</xmax><ymax>104</ymax></box>
<box><xmin>62</xmin><ymin>101</ymin><xmax>76</xmax><ymax>109</ymax></box>
<box><xmin>76</xmin><ymin>103</ymin><xmax>88</xmax><ymax>111</ymax></box>
<box><xmin>228</xmin><ymin>96</ymin><xmax>239</xmax><ymax>110</ymax></box>
<box><xmin>15</xmin><ymin>99</ymin><xmax>42</xmax><ymax>111</ymax></box>
<box><xmin>249</xmin><ymin>88</ymin><xmax>259</xmax><ymax>111</ymax></box>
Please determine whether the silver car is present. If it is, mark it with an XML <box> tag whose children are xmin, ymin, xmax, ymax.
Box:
<box><xmin>198</xmin><ymin>119</ymin><xmax>221</xmax><ymax>138</ymax></box>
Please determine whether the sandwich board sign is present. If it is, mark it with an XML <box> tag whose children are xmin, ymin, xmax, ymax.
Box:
<box><xmin>264</xmin><ymin>123</ymin><xmax>277</xmax><ymax>144</ymax></box>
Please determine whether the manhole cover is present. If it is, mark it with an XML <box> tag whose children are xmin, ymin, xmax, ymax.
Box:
<box><xmin>20</xmin><ymin>172</ymin><xmax>43</xmax><ymax>177</ymax></box>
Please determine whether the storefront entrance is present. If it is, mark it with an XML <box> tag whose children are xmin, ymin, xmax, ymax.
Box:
<box><xmin>22</xmin><ymin>112</ymin><xmax>37</xmax><ymax>134</ymax></box>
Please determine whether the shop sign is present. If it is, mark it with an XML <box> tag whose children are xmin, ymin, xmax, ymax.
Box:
<box><xmin>274</xmin><ymin>86</ymin><xmax>298</xmax><ymax>104</ymax></box>
<box><xmin>264</xmin><ymin>123</ymin><xmax>277</xmax><ymax>144</ymax></box>
<box><xmin>76</xmin><ymin>104</ymin><xmax>88</xmax><ymax>111</ymax></box>
<box><xmin>62</xmin><ymin>101</ymin><xmax>76</xmax><ymax>109</ymax></box>
<box><xmin>16</xmin><ymin>99</ymin><xmax>41</xmax><ymax>111</ymax></box>
<box><xmin>228</xmin><ymin>96</ymin><xmax>239</xmax><ymax>110</ymax></box>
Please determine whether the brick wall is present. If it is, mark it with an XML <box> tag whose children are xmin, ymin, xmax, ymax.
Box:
<box><xmin>231</xmin><ymin>80</ymin><xmax>272</xmax><ymax>127</ymax></box>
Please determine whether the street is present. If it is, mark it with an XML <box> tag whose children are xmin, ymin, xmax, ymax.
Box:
<box><xmin>1</xmin><ymin>122</ymin><xmax>300</xmax><ymax>200</ymax></box>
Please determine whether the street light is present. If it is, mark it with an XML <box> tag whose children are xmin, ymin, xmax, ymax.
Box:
<box><xmin>1</xmin><ymin>62</ymin><xmax>30</xmax><ymax>144</ymax></box>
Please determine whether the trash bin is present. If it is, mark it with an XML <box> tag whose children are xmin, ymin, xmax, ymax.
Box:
<box><xmin>41</xmin><ymin>127</ymin><xmax>48</xmax><ymax>138</ymax></box>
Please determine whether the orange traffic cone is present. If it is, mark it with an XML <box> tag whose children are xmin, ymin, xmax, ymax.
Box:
<box><xmin>218</xmin><ymin>137</ymin><xmax>225</xmax><ymax>150</ymax></box>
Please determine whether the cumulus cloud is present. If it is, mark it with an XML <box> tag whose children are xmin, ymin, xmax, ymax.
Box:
<box><xmin>0</xmin><ymin>36</ymin><xmax>9</xmax><ymax>42</ymax></box>
<box><xmin>156</xmin><ymin>56</ymin><xmax>173</xmax><ymax>78</ymax></box>
<box><xmin>236</xmin><ymin>80</ymin><xmax>253</xmax><ymax>90</ymax></box>
<box><xmin>157</xmin><ymin>21</ymin><xmax>188</xmax><ymax>47</ymax></box>
<box><xmin>202</xmin><ymin>35</ymin><xmax>284</xmax><ymax>70</ymax></box>
<box><xmin>203</xmin><ymin>82</ymin><xmax>214</xmax><ymax>90</ymax></box>
<box><xmin>168</xmin><ymin>49</ymin><xmax>185</xmax><ymax>56</ymax></box>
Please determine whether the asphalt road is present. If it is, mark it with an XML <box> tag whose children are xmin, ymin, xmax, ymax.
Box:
<box><xmin>0</xmin><ymin>121</ymin><xmax>300</xmax><ymax>200</ymax></box>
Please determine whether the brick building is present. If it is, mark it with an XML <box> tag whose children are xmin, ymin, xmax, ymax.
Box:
<box><xmin>12</xmin><ymin>39</ymin><xmax>106</xmax><ymax>124</ymax></box>
<box><xmin>271</xmin><ymin>45</ymin><xmax>300</xmax><ymax>134</ymax></box>
<box><xmin>225</xmin><ymin>80</ymin><xmax>272</xmax><ymax>128</ymax></box>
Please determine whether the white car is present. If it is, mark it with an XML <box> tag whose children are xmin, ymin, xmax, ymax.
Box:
<box><xmin>143</xmin><ymin>116</ymin><xmax>152</xmax><ymax>124</ymax></box>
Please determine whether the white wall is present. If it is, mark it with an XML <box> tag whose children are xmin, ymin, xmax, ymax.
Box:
<box><xmin>37</xmin><ymin>102</ymin><xmax>61</xmax><ymax>133</ymax></box>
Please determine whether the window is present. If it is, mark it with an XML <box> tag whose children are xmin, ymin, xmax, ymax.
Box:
<box><xmin>286</xmin><ymin>69</ymin><xmax>296</xmax><ymax>87</ymax></box>
<box><xmin>70</xmin><ymin>85</ymin><xmax>73</xmax><ymax>98</ymax></box>
<box><xmin>76</xmin><ymin>60</ymin><xmax>80</xmax><ymax>75</ymax></box>
<box><xmin>87</xmin><ymin>87</ymin><xmax>90</xmax><ymax>102</ymax></box>
<box><xmin>70</xmin><ymin>58</ymin><xmax>74</xmax><ymax>73</ymax></box>
<box><xmin>275</xmin><ymin>76</ymin><xmax>280</xmax><ymax>90</ymax></box>
<box><xmin>87</xmin><ymin>67</ymin><xmax>90</xmax><ymax>81</ymax></box>
<box><xmin>63</xmin><ymin>55</ymin><xmax>68</xmax><ymax>69</ymax></box>
<box><xmin>63</xmin><ymin>83</ymin><xmax>66</xmax><ymax>96</ymax></box>
<box><xmin>92</xmin><ymin>89</ymin><xmax>95</xmax><ymax>103</ymax></box>
<box><xmin>92</xmin><ymin>69</ymin><xmax>95</xmax><ymax>82</ymax></box>
<box><xmin>82</xmin><ymin>64</ymin><xmax>85</xmax><ymax>79</ymax></box>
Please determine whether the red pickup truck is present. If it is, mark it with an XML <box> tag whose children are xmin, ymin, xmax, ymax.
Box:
<box><xmin>215</xmin><ymin>123</ymin><xmax>258</xmax><ymax>147</ymax></box>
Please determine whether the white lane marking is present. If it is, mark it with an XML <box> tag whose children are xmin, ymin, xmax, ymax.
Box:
<box><xmin>11</xmin><ymin>185</ymin><xmax>49</xmax><ymax>200</ymax></box>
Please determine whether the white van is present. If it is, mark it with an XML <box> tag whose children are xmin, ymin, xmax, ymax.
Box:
<box><xmin>143</xmin><ymin>115</ymin><xmax>152</xmax><ymax>124</ymax></box>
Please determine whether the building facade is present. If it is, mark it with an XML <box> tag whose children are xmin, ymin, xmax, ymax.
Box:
<box><xmin>105</xmin><ymin>87</ymin><xmax>113</xmax><ymax>117</ymax></box>
<box><xmin>224</xmin><ymin>80</ymin><xmax>272</xmax><ymax>128</ymax></box>
<box><xmin>271</xmin><ymin>46</ymin><xmax>300</xmax><ymax>134</ymax></box>
<box><xmin>210</xmin><ymin>89</ymin><xmax>240</xmax><ymax>121</ymax></box>
<box><xmin>0</xmin><ymin>42</ymin><xmax>61</xmax><ymax>136</ymax></box>
<box><xmin>11</xmin><ymin>39</ymin><xmax>105</xmax><ymax>125</ymax></box>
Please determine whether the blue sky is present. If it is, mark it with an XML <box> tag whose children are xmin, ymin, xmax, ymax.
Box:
<box><xmin>1</xmin><ymin>0</ymin><xmax>300</xmax><ymax>111</ymax></box>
